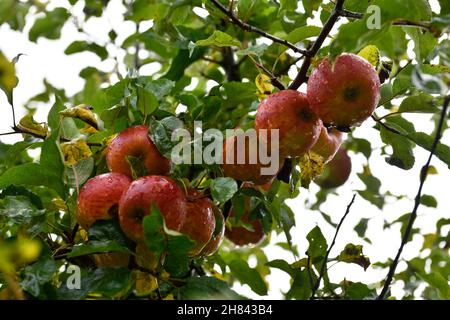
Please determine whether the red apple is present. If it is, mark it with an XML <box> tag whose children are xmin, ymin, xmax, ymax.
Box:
<box><xmin>315</xmin><ymin>148</ymin><xmax>352</xmax><ymax>189</ymax></box>
<box><xmin>181</xmin><ymin>190</ymin><xmax>216</xmax><ymax>257</ymax></box>
<box><xmin>222</xmin><ymin>130</ymin><xmax>283</xmax><ymax>184</ymax></box>
<box><xmin>307</xmin><ymin>53</ymin><xmax>381</xmax><ymax>127</ymax></box>
<box><xmin>107</xmin><ymin>125</ymin><xmax>171</xmax><ymax>178</ymax></box>
<box><xmin>255</xmin><ymin>90</ymin><xmax>321</xmax><ymax>157</ymax></box>
<box><xmin>118</xmin><ymin>175</ymin><xmax>187</xmax><ymax>243</ymax></box>
<box><xmin>76</xmin><ymin>172</ymin><xmax>132</xmax><ymax>229</ymax></box>
<box><xmin>311</xmin><ymin>125</ymin><xmax>343</xmax><ymax>163</ymax></box>
<box><xmin>200</xmin><ymin>205</ymin><xmax>225</xmax><ymax>256</ymax></box>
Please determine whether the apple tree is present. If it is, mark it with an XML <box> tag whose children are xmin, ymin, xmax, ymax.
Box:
<box><xmin>0</xmin><ymin>0</ymin><xmax>449</xmax><ymax>300</ymax></box>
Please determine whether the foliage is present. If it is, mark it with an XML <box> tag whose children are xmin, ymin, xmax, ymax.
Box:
<box><xmin>0</xmin><ymin>0</ymin><xmax>449</xmax><ymax>300</ymax></box>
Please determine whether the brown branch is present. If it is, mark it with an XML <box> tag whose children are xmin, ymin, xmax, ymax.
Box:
<box><xmin>250</xmin><ymin>57</ymin><xmax>285</xmax><ymax>90</ymax></box>
<box><xmin>310</xmin><ymin>194</ymin><xmax>357</xmax><ymax>299</ymax></box>
<box><xmin>377</xmin><ymin>95</ymin><xmax>450</xmax><ymax>300</ymax></box>
<box><xmin>0</xmin><ymin>127</ymin><xmax>102</xmax><ymax>147</ymax></box>
<box><xmin>208</xmin><ymin>0</ymin><xmax>309</xmax><ymax>55</ymax></box>
<box><xmin>392</xmin><ymin>19</ymin><xmax>431</xmax><ymax>30</ymax></box>
<box><xmin>289</xmin><ymin>0</ymin><xmax>346</xmax><ymax>90</ymax></box>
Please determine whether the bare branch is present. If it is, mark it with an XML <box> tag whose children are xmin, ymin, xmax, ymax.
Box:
<box><xmin>377</xmin><ymin>95</ymin><xmax>450</xmax><ymax>300</ymax></box>
<box><xmin>208</xmin><ymin>0</ymin><xmax>309</xmax><ymax>55</ymax></box>
<box><xmin>310</xmin><ymin>194</ymin><xmax>357</xmax><ymax>299</ymax></box>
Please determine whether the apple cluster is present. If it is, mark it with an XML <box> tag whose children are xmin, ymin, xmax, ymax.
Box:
<box><xmin>77</xmin><ymin>125</ymin><xmax>226</xmax><ymax>268</ymax></box>
<box><xmin>222</xmin><ymin>53</ymin><xmax>380</xmax><ymax>190</ymax></box>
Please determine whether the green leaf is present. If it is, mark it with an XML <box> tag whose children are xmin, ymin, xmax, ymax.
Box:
<box><xmin>416</xmin><ymin>272</ymin><xmax>450</xmax><ymax>300</ymax></box>
<box><xmin>337</xmin><ymin>244</ymin><xmax>371</xmax><ymax>270</ymax></box>
<box><xmin>306</xmin><ymin>226</ymin><xmax>327</xmax><ymax>262</ymax></box>
<box><xmin>236</xmin><ymin>44</ymin><xmax>268</xmax><ymax>58</ymax></box>
<box><xmin>148</xmin><ymin>116</ymin><xmax>184</xmax><ymax>158</ymax></box>
<box><xmin>67</xmin><ymin>241</ymin><xmax>131</xmax><ymax>258</ymax></box>
<box><xmin>266</xmin><ymin>259</ymin><xmax>295</xmax><ymax>277</ymax></box>
<box><xmin>210</xmin><ymin>177</ymin><xmax>238</xmax><ymax>204</ymax></box>
<box><xmin>21</xmin><ymin>255</ymin><xmax>56</xmax><ymax>297</ymax></box>
<box><xmin>405</xmin><ymin>29</ymin><xmax>437</xmax><ymax>64</ymax></box>
<box><xmin>196</xmin><ymin>31</ymin><xmax>241</xmax><ymax>48</ymax></box>
<box><xmin>354</xmin><ymin>218</ymin><xmax>369</xmax><ymax>238</ymax></box>
<box><xmin>176</xmin><ymin>276</ymin><xmax>244</xmax><ymax>300</ymax></box>
<box><xmin>0</xmin><ymin>196</ymin><xmax>46</xmax><ymax>236</ymax></box>
<box><xmin>286</xmin><ymin>269</ymin><xmax>313</xmax><ymax>300</ymax></box>
<box><xmin>286</xmin><ymin>26</ymin><xmax>321</xmax><ymax>44</ymax></box>
<box><xmin>380</xmin><ymin>118</ymin><xmax>415</xmax><ymax>170</ymax></box>
<box><xmin>66</xmin><ymin>157</ymin><xmax>94</xmax><ymax>187</ymax></box>
<box><xmin>228</xmin><ymin>259</ymin><xmax>268</xmax><ymax>296</ymax></box>
<box><xmin>407</xmin><ymin>132</ymin><xmax>450</xmax><ymax>168</ymax></box>
<box><xmin>142</xmin><ymin>206</ymin><xmax>166</xmax><ymax>258</ymax></box>
<box><xmin>420</xmin><ymin>194</ymin><xmax>437</xmax><ymax>208</ymax></box>
<box><xmin>344</xmin><ymin>282</ymin><xmax>376</xmax><ymax>300</ymax></box>
<box><xmin>29</xmin><ymin>8</ymin><xmax>69</xmax><ymax>42</ymax></box>
<box><xmin>64</xmin><ymin>40</ymin><xmax>108</xmax><ymax>60</ymax></box>
<box><xmin>398</xmin><ymin>93</ymin><xmax>438</xmax><ymax>114</ymax></box>
<box><xmin>164</xmin><ymin>233</ymin><xmax>195</xmax><ymax>278</ymax></box>
<box><xmin>88</xmin><ymin>220</ymin><xmax>131</xmax><ymax>247</ymax></box>
<box><xmin>0</xmin><ymin>163</ymin><xmax>64</xmax><ymax>197</ymax></box>
<box><xmin>58</xmin><ymin>267</ymin><xmax>132</xmax><ymax>299</ymax></box>
<box><xmin>137</xmin><ymin>86</ymin><xmax>158</xmax><ymax>117</ymax></box>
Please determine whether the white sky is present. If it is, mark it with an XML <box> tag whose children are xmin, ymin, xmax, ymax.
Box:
<box><xmin>0</xmin><ymin>0</ymin><xmax>448</xmax><ymax>299</ymax></box>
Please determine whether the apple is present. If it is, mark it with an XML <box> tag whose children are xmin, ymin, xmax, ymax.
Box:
<box><xmin>118</xmin><ymin>175</ymin><xmax>187</xmax><ymax>243</ymax></box>
<box><xmin>255</xmin><ymin>90</ymin><xmax>321</xmax><ymax>157</ymax></box>
<box><xmin>200</xmin><ymin>205</ymin><xmax>225</xmax><ymax>256</ymax></box>
<box><xmin>181</xmin><ymin>190</ymin><xmax>216</xmax><ymax>257</ymax></box>
<box><xmin>310</xmin><ymin>124</ymin><xmax>343</xmax><ymax>163</ymax></box>
<box><xmin>107</xmin><ymin>125</ymin><xmax>171</xmax><ymax>178</ymax></box>
<box><xmin>315</xmin><ymin>148</ymin><xmax>352</xmax><ymax>189</ymax></box>
<box><xmin>221</xmin><ymin>130</ymin><xmax>283</xmax><ymax>184</ymax></box>
<box><xmin>76</xmin><ymin>172</ymin><xmax>132</xmax><ymax>229</ymax></box>
<box><xmin>225</xmin><ymin>184</ymin><xmax>266</xmax><ymax>246</ymax></box>
<box><xmin>307</xmin><ymin>53</ymin><xmax>381</xmax><ymax>128</ymax></box>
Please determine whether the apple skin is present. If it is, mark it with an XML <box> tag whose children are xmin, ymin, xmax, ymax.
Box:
<box><xmin>222</xmin><ymin>131</ymin><xmax>283</xmax><ymax>184</ymax></box>
<box><xmin>315</xmin><ymin>148</ymin><xmax>352</xmax><ymax>189</ymax></box>
<box><xmin>181</xmin><ymin>190</ymin><xmax>216</xmax><ymax>257</ymax></box>
<box><xmin>200</xmin><ymin>205</ymin><xmax>225</xmax><ymax>256</ymax></box>
<box><xmin>307</xmin><ymin>53</ymin><xmax>381</xmax><ymax>127</ymax></box>
<box><xmin>76</xmin><ymin>172</ymin><xmax>132</xmax><ymax>229</ymax></box>
<box><xmin>107</xmin><ymin>125</ymin><xmax>171</xmax><ymax>178</ymax></box>
<box><xmin>311</xmin><ymin>125</ymin><xmax>343</xmax><ymax>163</ymax></box>
<box><xmin>118</xmin><ymin>175</ymin><xmax>187</xmax><ymax>243</ymax></box>
<box><xmin>255</xmin><ymin>90</ymin><xmax>321</xmax><ymax>157</ymax></box>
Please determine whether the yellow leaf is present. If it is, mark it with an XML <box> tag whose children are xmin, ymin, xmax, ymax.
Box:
<box><xmin>60</xmin><ymin>139</ymin><xmax>92</xmax><ymax>166</ymax></box>
<box><xmin>17</xmin><ymin>114</ymin><xmax>48</xmax><ymax>137</ymax></box>
<box><xmin>60</xmin><ymin>104</ymin><xmax>98</xmax><ymax>130</ymax></box>
<box><xmin>0</xmin><ymin>51</ymin><xmax>18</xmax><ymax>98</ymax></box>
<box><xmin>164</xmin><ymin>293</ymin><xmax>175</xmax><ymax>300</ymax></box>
<box><xmin>300</xmin><ymin>151</ymin><xmax>325</xmax><ymax>189</ymax></box>
<box><xmin>427</xmin><ymin>165</ymin><xmax>438</xmax><ymax>175</ymax></box>
<box><xmin>291</xmin><ymin>258</ymin><xmax>309</xmax><ymax>269</ymax></box>
<box><xmin>16</xmin><ymin>238</ymin><xmax>41</xmax><ymax>263</ymax></box>
<box><xmin>132</xmin><ymin>270</ymin><xmax>158</xmax><ymax>297</ymax></box>
<box><xmin>255</xmin><ymin>73</ymin><xmax>274</xmax><ymax>100</ymax></box>
<box><xmin>357</xmin><ymin>45</ymin><xmax>380</xmax><ymax>69</ymax></box>
<box><xmin>135</xmin><ymin>243</ymin><xmax>159</xmax><ymax>271</ymax></box>
<box><xmin>337</xmin><ymin>243</ymin><xmax>371</xmax><ymax>271</ymax></box>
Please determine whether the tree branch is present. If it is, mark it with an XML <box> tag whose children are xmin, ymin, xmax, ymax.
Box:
<box><xmin>0</xmin><ymin>127</ymin><xmax>102</xmax><ymax>147</ymax></box>
<box><xmin>310</xmin><ymin>194</ymin><xmax>357</xmax><ymax>299</ymax></box>
<box><xmin>208</xmin><ymin>0</ymin><xmax>309</xmax><ymax>55</ymax></box>
<box><xmin>249</xmin><ymin>57</ymin><xmax>285</xmax><ymax>90</ymax></box>
<box><xmin>289</xmin><ymin>0</ymin><xmax>346</xmax><ymax>90</ymax></box>
<box><xmin>377</xmin><ymin>96</ymin><xmax>450</xmax><ymax>300</ymax></box>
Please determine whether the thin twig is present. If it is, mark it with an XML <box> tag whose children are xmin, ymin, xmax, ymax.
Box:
<box><xmin>377</xmin><ymin>96</ymin><xmax>450</xmax><ymax>300</ymax></box>
<box><xmin>310</xmin><ymin>194</ymin><xmax>357</xmax><ymax>299</ymax></box>
<box><xmin>392</xmin><ymin>19</ymin><xmax>431</xmax><ymax>30</ymax></box>
<box><xmin>0</xmin><ymin>128</ymin><xmax>102</xmax><ymax>146</ymax></box>
<box><xmin>208</xmin><ymin>0</ymin><xmax>309</xmax><ymax>55</ymax></box>
<box><xmin>289</xmin><ymin>0</ymin><xmax>346</xmax><ymax>90</ymax></box>
<box><xmin>249</xmin><ymin>56</ymin><xmax>285</xmax><ymax>90</ymax></box>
